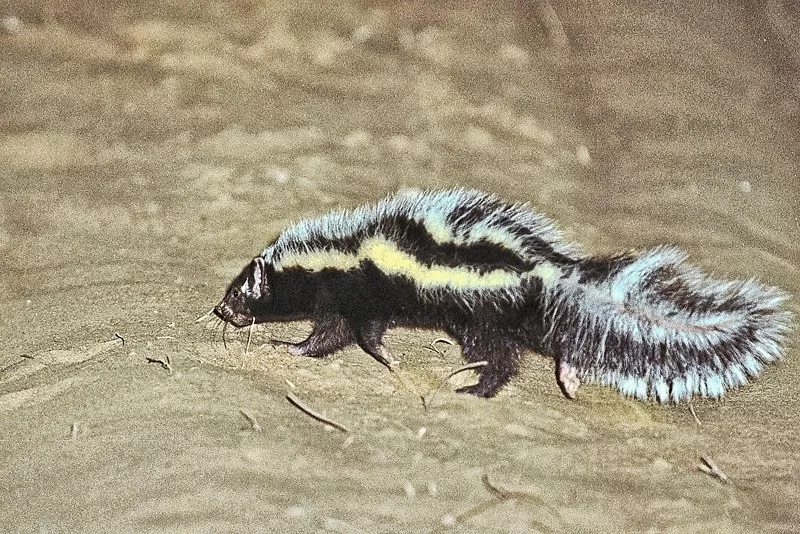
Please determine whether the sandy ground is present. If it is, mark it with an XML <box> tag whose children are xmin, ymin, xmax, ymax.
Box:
<box><xmin>1</xmin><ymin>0</ymin><xmax>798</xmax><ymax>532</ymax></box>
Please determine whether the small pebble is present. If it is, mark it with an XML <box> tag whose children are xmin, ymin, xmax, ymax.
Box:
<box><xmin>1</xmin><ymin>15</ymin><xmax>22</xmax><ymax>34</ymax></box>
<box><xmin>652</xmin><ymin>457</ymin><xmax>673</xmax><ymax>471</ymax></box>
<box><xmin>284</xmin><ymin>506</ymin><xmax>309</xmax><ymax>520</ymax></box>
<box><xmin>576</xmin><ymin>145</ymin><xmax>591</xmax><ymax>166</ymax></box>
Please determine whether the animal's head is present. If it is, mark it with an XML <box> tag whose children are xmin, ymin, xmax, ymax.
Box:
<box><xmin>214</xmin><ymin>256</ymin><xmax>271</xmax><ymax>327</ymax></box>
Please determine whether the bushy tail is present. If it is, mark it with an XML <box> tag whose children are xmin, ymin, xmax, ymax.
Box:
<box><xmin>537</xmin><ymin>246</ymin><xmax>793</xmax><ymax>403</ymax></box>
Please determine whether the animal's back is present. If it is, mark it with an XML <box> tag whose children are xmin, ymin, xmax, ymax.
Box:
<box><xmin>263</xmin><ymin>188</ymin><xmax>579</xmax><ymax>312</ymax></box>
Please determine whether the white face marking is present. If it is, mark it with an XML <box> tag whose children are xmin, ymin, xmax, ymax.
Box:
<box><xmin>251</xmin><ymin>257</ymin><xmax>265</xmax><ymax>299</ymax></box>
<box><xmin>242</xmin><ymin>257</ymin><xmax>268</xmax><ymax>299</ymax></box>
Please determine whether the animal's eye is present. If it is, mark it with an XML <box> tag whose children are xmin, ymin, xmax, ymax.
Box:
<box><xmin>231</xmin><ymin>289</ymin><xmax>240</xmax><ymax>299</ymax></box>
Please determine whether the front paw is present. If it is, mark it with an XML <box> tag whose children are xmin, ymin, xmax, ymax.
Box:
<box><xmin>269</xmin><ymin>339</ymin><xmax>304</xmax><ymax>356</ymax></box>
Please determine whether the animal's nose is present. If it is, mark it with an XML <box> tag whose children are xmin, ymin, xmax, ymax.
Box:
<box><xmin>213</xmin><ymin>304</ymin><xmax>230</xmax><ymax>320</ymax></box>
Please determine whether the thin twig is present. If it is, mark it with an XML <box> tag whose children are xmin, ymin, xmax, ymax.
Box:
<box><xmin>426</xmin><ymin>337</ymin><xmax>455</xmax><ymax>357</ymax></box>
<box><xmin>481</xmin><ymin>474</ymin><xmax>508</xmax><ymax>498</ymax></box>
<box><xmin>480</xmin><ymin>475</ymin><xmax>558</xmax><ymax>509</ymax></box>
<box><xmin>534</xmin><ymin>0</ymin><xmax>569</xmax><ymax>50</ymax></box>
<box><xmin>146</xmin><ymin>355</ymin><xmax>173</xmax><ymax>374</ymax></box>
<box><xmin>209</xmin><ymin>317</ymin><xmax>223</xmax><ymax>350</ymax></box>
<box><xmin>285</xmin><ymin>392</ymin><xmax>350</xmax><ymax>433</ymax></box>
<box><xmin>194</xmin><ymin>307</ymin><xmax>216</xmax><ymax>323</ymax></box>
<box><xmin>698</xmin><ymin>456</ymin><xmax>728</xmax><ymax>484</ymax></box>
<box><xmin>688</xmin><ymin>403</ymin><xmax>702</xmax><ymax>426</ymax></box>
<box><xmin>423</xmin><ymin>361</ymin><xmax>488</xmax><ymax>411</ymax></box>
<box><xmin>443</xmin><ymin>361</ymin><xmax>489</xmax><ymax>382</ymax></box>
<box><xmin>239</xmin><ymin>409</ymin><xmax>263</xmax><ymax>433</ymax></box>
<box><xmin>114</xmin><ymin>332</ymin><xmax>125</xmax><ymax>347</ymax></box>
<box><xmin>70</xmin><ymin>422</ymin><xmax>78</xmax><ymax>440</ymax></box>
<box><xmin>245</xmin><ymin>317</ymin><xmax>255</xmax><ymax>354</ymax></box>
<box><xmin>385</xmin><ymin>364</ymin><xmax>423</xmax><ymax>402</ymax></box>
<box><xmin>432</xmin><ymin>474</ymin><xmax>559</xmax><ymax>533</ymax></box>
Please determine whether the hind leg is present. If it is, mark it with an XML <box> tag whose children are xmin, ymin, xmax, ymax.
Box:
<box><xmin>273</xmin><ymin>315</ymin><xmax>356</xmax><ymax>358</ymax></box>
<box><xmin>455</xmin><ymin>332</ymin><xmax>524</xmax><ymax>398</ymax></box>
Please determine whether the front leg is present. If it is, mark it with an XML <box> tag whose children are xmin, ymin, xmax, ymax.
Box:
<box><xmin>455</xmin><ymin>331</ymin><xmax>523</xmax><ymax>398</ymax></box>
<box><xmin>354</xmin><ymin>320</ymin><xmax>398</xmax><ymax>369</ymax></box>
<box><xmin>274</xmin><ymin>314</ymin><xmax>356</xmax><ymax>358</ymax></box>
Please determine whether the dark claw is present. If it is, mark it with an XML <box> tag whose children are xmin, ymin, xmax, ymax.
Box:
<box><xmin>455</xmin><ymin>383</ymin><xmax>498</xmax><ymax>398</ymax></box>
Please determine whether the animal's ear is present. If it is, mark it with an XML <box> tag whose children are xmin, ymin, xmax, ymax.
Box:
<box><xmin>252</xmin><ymin>257</ymin><xmax>270</xmax><ymax>299</ymax></box>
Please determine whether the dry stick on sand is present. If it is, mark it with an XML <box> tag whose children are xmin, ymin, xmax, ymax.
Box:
<box><xmin>433</xmin><ymin>474</ymin><xmax>561</xmax><ymax>533</ymax></box>
<box><xmin>688</xmin><ymin>403</ymin><xmax>702</xmax><ymax>426</ymax></box>
<box><xmin>222</xmin><ymin>321</ymin><xmax>230</xmax><ymax>350</ymax></box>
<box><xmin>285</xmin><ymin>392</ymin><xmax>350</xmax><ymax>433</ymax></box>
<box><xmin>114</xmin><ymin>332</ymin><xmax>125</xmax><ymax>347</ymax></box>
<box><xmin>239</xmin><ymin>409</ymin><xmax>263</xmax><ymax>433</ymax></box>
<box><xmin>423</xmin><ymin>361</ymin><xmax>489</xmax><ymax>411</ymax></box>
<box><xmin>245</xmin><ymin>317</ymin><xmax>256</xmax><ymax>354</ymax></box>
<box><xmin>385</xmin><ymin>362</ymin><xmax>423</xmax><ymax>403</ymax></box>
<box><xmin>425</xmin><ymin>337</ymin><xmax>455</xmax><ymax>357</ymax></box>
<box><xmin>194</xmin><ymin>307</ymin><xmax>216</xmax><ymax>323</ymax></box>
<box><xmin>698</xmin><ymin>456</ymin><xmax>729</xmax><ymax>484</ymax></box>
<box><xmin>533</xmin><ymin>0</ymin><xmax>569</xmax><ymax>50</ymax></box>
<box><xmin>146</xmin><ymin>355</ymin><xmax>173</xmax><ymax>374</ymax></box>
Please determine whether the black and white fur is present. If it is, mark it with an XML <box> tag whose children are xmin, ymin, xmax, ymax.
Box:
<box><xmin>214</xmin><ymin>188</ymin><xmax>792</xmax><ymax>402</ymax></box>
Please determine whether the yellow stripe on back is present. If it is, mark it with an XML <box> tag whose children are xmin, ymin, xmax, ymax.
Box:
<box><xmin>276</xmin><ymin>236</ymin><xmax>520</xmax><ymax>291</ymax></box>
<box><xmin>362</xmin><ymin>238</ymin><xmax>519</xmax><ymax>290</ymax></box>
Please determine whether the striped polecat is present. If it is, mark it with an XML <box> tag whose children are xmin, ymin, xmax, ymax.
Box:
<box><xmin>214</xmin><ymin>188</ymin><xmax>792</xmax><ymax>402</ymax></box>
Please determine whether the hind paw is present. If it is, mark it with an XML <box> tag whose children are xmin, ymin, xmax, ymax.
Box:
<box><xmin>557</xmin><ymin>361</ymin><xmax>581</xmax><ymax>399</ymax></box>
<box><xmin>270</xmin><ymin>339</ymin><xmax>309</xmax><ymax>357</ymax></box>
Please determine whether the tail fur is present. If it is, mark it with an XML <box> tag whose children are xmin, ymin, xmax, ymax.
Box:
<box><xmin>538</xmin><ymin>246</ymin><xmax>793</xmax><ymax>403</ymax></box>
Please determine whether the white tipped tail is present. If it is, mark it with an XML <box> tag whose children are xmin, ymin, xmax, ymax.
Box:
<box><xmin>538</xmin><ymin>246</ymin><xmax>793</xmax><ymax>403</ymax></box>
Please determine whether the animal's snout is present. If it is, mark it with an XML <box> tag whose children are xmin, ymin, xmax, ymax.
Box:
<box><xmin>214</xmin><ymin>303</ymin><xmax>233</xmax><ymax>321</ymax></box>
<box><xmin>214</xmin><ymin>302</ymin><xmax>256</xmax><ymax>328</ymax></box>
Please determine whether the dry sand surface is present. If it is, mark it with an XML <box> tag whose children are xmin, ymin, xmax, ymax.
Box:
<box><xmin>1</xmin><ymin>0</ymin><xmax>798</xmax><ymax>532</ymax></box>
